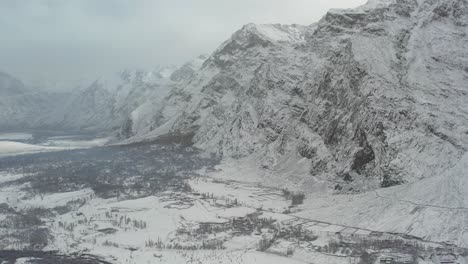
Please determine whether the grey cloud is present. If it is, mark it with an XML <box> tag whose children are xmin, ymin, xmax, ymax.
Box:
<box><xmin>0</xmin><ymin>0</ymin><xmax>366</xmax><ymax>88</ymax></box>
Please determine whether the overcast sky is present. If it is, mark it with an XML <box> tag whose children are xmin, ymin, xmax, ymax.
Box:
<box><xmin>0</xmin><ymin>0</ymin><xmax>366</xmax><ymax>88</ymax></box>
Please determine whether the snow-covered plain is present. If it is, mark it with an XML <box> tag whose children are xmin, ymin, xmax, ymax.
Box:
<box><xmin>0</xmin><ymin>133</ymin><xmax>110</xmax><ymax>158</ymax></box>
<box><xmin>200</xmin><ymin>152</ymin><xmax>468</xmax><ymax>247</ymax></box>
<box><xmin>0</xmin><ymin>141</ymin><xmax>64</xmax><ymax>158</ymax></box>
<box><xmin>0</xmin><ymin>133</ymin><xmax>33</xmax><ymax>141</ymax></box>
<box><xmin>294</xmin><ymin>152</ymin><xmax>468</xmax><ymax>247</ymax></box>
<box><xmin>1</xmin><ymin>141</ymin><xmax>466</xmax><ymax>264</ymax></box>
<box><xmin>0</xmin><ymin>170</ymin><xmax>311</xmax><ymax>263</ymax></box>
<box><xmin>2</xmin><ymin>169</ymin><xmax>465</xmax><ymax>264</ymax></box>
<box><xmin>37</xmin><ymin>137</ymin><xmax>110</xmax><ymax>148</ymax></box>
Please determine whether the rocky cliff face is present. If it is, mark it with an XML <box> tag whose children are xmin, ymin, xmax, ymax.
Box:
<box><xmin>130</xmin><ymin>0</ymin><xmax>468</xmax><ymax>191</ymax></box>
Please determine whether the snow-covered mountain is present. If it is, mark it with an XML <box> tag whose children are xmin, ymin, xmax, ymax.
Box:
<box><xmin>127</xmin><ymin>0</ymin><xmax>468</xmax><ymax>192</ymax></box>
<box><xmin>0</xmin><ymin>72</ymin><xmax>30</xmax><ymax>96</ymax></box>
<box><xmin>112</xmin><ymin>66</ymin><xmax>178</xmax><ymax>138</ymax></box>
<box><xmin>0</xmin><ymin>72</ymin><xmax>69</xmax><ymax>130</ymax></box>
<box><xmin>0</xmin><ymin>66</ymin><xmax>178</xmax><ymax>134</ymax></box>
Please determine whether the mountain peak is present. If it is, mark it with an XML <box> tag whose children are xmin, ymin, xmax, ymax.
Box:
<box><xmin>236</xmin><ymin>23</ymin><xmax>307</xmax><ymax>43</ymax></box>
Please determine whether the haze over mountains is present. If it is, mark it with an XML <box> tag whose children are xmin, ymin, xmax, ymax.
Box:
<box><xmin>0</xmin><ymin>65</ymin><xmax>179</xmax><ymax>134</ymax></box>
<box><xmin>1</xmin><ymin>0</ymin><xmax>467</xmax><ymax>248</ymax></box>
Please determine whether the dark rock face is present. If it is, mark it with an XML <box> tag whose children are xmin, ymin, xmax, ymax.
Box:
<box><xmin>431</xmin><ymin>0</ymin><xmax>468</xmax><ymax>25</ymax></box>
<box><xmin>381</xmin><ymin>173</ymin><xmax>404</xmax><ymax>187</ymax></box>
<box><xmin>351</xmin><ymin>129</ymin><xmax>375</xmax><ymax>173</ymax></box>
<box><xmin>119</xmin><ymin>117</ymin><xmax>134</xmax><ymax>139</ymax></box>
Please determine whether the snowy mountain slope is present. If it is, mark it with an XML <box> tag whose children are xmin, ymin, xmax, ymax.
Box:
<box><xmin>295</xmin><ymin>152</ymin><xmax>468</xmax><ymax>246</ymax></box>
<box><xmin>112</xmin><ymin>67</ymin><xmax>178</xmax><ymax>138</ymax></box>
<box><xmin>0</xmin><ymin>66</ymin><xmax>178</xmax><ymax>133</ymax></box>
<box><xmin>129</xmin><ymin>0</ymin><xmax>468</xmax><ymax>191</ymax></box>
<box><xmin>55</xmin><ymin>66</ymin><xmax>179</xmax><ymax>134</ymax></box>
<box><xmin>50</xmin><ymin>80</ymin><xmax>118</xmax><ymax>131</ymax></box>
<box><xmin>0</xmin><ymin>72</ymin><xmax>30</xmax><ymax>96</ymax></box>
<box><xmin>170</xmin><ymin>55</ymin><xmax>208</xmax><ymax>82</ymax></box>
<box><xmin>0</xmin><ymin>72</ymin><xmax>69</xmax><ymax>130</ymax></box>
<box><xmin>0</xmin><ymin>76</ymin><xmax>116</xmax><ymax>132</ymax></box>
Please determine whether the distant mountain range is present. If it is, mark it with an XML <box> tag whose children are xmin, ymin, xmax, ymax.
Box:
<box><xmin>0</xmin><ymin>62</ymin><xmax>196</xmax><ymax>134</ymax></box>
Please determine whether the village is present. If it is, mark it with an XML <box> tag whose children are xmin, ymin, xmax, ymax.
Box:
<box><xmin>17</xmin><ymin>176</ymin><xmax>465</xmax><ymax>264</ymax></box>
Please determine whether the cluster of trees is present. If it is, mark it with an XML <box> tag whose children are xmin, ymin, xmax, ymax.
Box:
<box><xmin>281</xmin><ymin>189</ymin><xmax>306</xmax><ymax>205</ymax></box>
<box><xmin>145</xmin><ymin>237</ymin><xmax>225</xmax><ymax>250</ymax></box>
<box><xmin>58</xmin><ymin>221</ymin><xmax>76</xmax><ymax>232</ymax></box>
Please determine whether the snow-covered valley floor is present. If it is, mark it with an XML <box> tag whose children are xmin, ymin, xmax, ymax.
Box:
<box><xmin>0</xmin><ymin>141</ymin><xmax>467</xmax><ymax>264</ymax></box>
<box><xmin>0</xmin><ymin>132</ymin><xmax>110</xmax><ymax>158</ymax></box>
